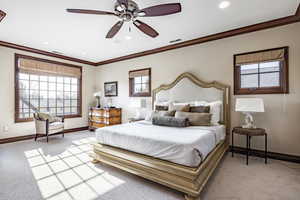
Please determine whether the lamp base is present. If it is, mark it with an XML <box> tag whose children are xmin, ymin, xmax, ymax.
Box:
<box><xmin>242</xmin><ymin>112</ymin><xmax>256</xmax><ymax>129</ymax></box>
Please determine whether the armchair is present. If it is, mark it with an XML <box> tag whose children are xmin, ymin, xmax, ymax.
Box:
<box><xmin>33</xmin><ymin>113</ymin><xmax>65</xmax><ymax>142</ymax></box>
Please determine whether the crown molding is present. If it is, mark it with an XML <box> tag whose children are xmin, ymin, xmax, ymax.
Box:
<box><xmin>0</xmin><ymin>10</ymin><xmax>6</xmax><ymax>22</ymax></box>
<box><xmin>0</xmin><ymin>40</ymin><xmax>97</xmax><ymax>66</ymax></box>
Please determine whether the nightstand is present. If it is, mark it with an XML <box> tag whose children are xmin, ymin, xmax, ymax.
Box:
<box><xmin>128</xmin><ymin>118</ymin><xmax>144</xmax><ymax>123</ymax></box>
<box><xmin>232</xmin><ymin>127</ymin><xmax>268</xmax><ymax>165</ymax></box>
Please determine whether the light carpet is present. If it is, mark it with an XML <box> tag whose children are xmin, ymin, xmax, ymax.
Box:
<box><xmin>0</xmin><ymin>131</ymin><xmax>299</xmax><ymax>200</ymax></box>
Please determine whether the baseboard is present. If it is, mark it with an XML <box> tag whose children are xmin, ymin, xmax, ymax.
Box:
<box><xmin>0</xmin><ymin>126</ymin><xmax>89</xmax><ymax>144</ymax></box>
<box><xmin>230</xmin><ymin>145</ymin><xmax>300</xmax><ymax>164</ymax></box>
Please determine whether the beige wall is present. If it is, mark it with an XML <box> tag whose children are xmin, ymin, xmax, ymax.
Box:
<box><xmin>96</xmin><ymin>23</ymin><xmax>300</xmax><ymax>156</ymax></box>
<box><xmin>0</xmin><ymin>47</ymin><xmax>97</xmax><ymax>139</ymax></box>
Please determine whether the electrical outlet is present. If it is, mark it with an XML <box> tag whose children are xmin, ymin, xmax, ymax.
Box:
<box><xmin>3</xmin><ymin>125</ymin><xmax>8</xmax><ymax>132</ymax></box>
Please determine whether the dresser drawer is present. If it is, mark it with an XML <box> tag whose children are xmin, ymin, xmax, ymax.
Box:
<box><xmin>91</xmin><ymin>122</ymin><xmax>106</xmax><ymax>128</ymax></box>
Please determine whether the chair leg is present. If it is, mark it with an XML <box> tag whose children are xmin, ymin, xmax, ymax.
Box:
<box><xmin>35</xmin><ymin>134</ymin><xmax>38</xmax><ymax>141</ymax></box>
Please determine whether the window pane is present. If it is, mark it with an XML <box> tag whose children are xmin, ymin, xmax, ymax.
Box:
<box><xmin>19</xmin><ymin>80</ymin><xmax>29</xmax><ymax>90</ymax></box>
<box><xmin>40</xmin><ymin>99</ymin><xmax>48</xmax><ymax>107</ymax></box>
<box><xmin>57</xmin><ymin>107</ymin><xmax>63</xmax><ymax>115</ymax></box>
<box><xmin>19</xmin><ymin>73</ymin><xmax>29</xmax><ymax>80</ymax></box>
<box><xmin>49</xmin><ymin>91</ymin><xmax>56</xmax><ymax>99</ymax></box>
<box><xmin>71</xmin><ymin>100</ymin><xmax>78</xmax><ymax>107</ymax></box>
<box><xmin>134</xmin><ymin>77</ymin><xmax>142</xmax><ymax>84</ymax></box>
<box><xmin>49</xmin><ymin>108</ymin><xmax>56</xmax><ymax>115</ymax></box>
<box><xmin>30</xmin><ymin>74</ymin><xmax>39</xmax><ymax>81</ymax></box>
<box><xmin>57</xmin><ymin>83</ymin><xmax>63</xmax><ymax>91</ymax></box>
<box><xmin>20</xmin><ymin>90</ymin><xmax>29</xmax><ymax>99</ymax></box>
<box><xmin>40</xmin><ymin>82</ymin><xmax>48</xmax><ymax>90</ymax></box>
<box><xmin>40</xmin><ymin>108</ymin><xmax>48</xmax><ymax>112</ymax></box>
<box><xmin>260</xmin><ymin>72</ymin><xmax>280</xmax><ymax>87</ymax></box>
<box><xmin>31</xmin><ymin>99</ymin><xmax>39</xmax><ymax>108</ymax></box>
<box><xmin>141</xmin><ymin>84</ymin><xmax>148</xmax><ymax>92</ymax></box>
<box><xmin>134</xmin><ymin>84</ymin><xmax>141</xmax><ymax>93</ymax></box>
<box><xmin>240</xmin><ymin>64</ymin><xmax>258</xmax><ymax>74</ymax></box>
<box><xmin>241</xmin><ymin>74</ymin><xmax>258</xmax><ymax>88</ymax></box>
<box><xmin>71</xmin><ymin>107</ymin><xmax>78</xmax><ymax>114</ymax></box>
<box><xmin>40</xmin><ymin>91</ymin><xmax>48</xmax><ymax>99</ymax></box>
<box><xmin>64</xmin><ymin>92</ymin><xmax>71</xmax><ymax>99</ymax></box>
<box><xmin>64</xmin><ymin>100</ymin><xmax>71</xmax><ymax>107</ymax></box>
<box><xmin>49</xmin><ymin>99</ymin><xmax>56</xmax><ymax>107</ymax></box>
<box><xmin>30</xmin><ymin>81</ymin><xmax>39</xmax><ymax>90</ymax></box>
<box><xmin>49</xmin><ymin>76</ymin><xmax>56</xmax><ymax>82</ymax></box>
<box><xmin>30</xmin><ymin>90</ymin><xmax>39</xmax><ymax>99</ymax></box>
<box><xmin>40</xmin><ymin>76</ymin><xmax>48</xmax><ymax>82</ymax></box>
<box><xmin>57</xmin><ymin>77</ymin><xmax>63</xmax><ymax>83</ymax></box>
<box><xmin>49</xmin><ymin>82</ymin><xmax>56</xmax><ymax>91</ymax></box>
<box><xmin>64</xmin><ymin>107</ymin><xmax>71</xmax><ymax>114</ymax></box>
<box><xmin>64</xmin><ymin>84</ymin><xmax>71</xmax><ymax>92</ymax></box>
<box><xmin>141</xmin><ymin>76</ymin><xmax>149</xmax><ymax>83</ymax></box>
<box><xmin>57</xmin><ymin>91</ymin><xmax>63</xmax><ymax>99</ymax></box>
<box><xmin>259</xmin><ymin>61</ymin><xmax>280</xmax><ymax>72</ymax></box>
<box><xmin>71</xmin><ymin>84</ymin><xmax>77</xmax><ymax>92</ymax></box>
<box><xmin>57</xmin><ymin>99</ymin><xmax>63</xmax><ymax>107</ymax></box>
<box><xmin>71</xmin><ymin>92</ymin><xmax>78</xmax><ymax>99</ymax></box>
<box><xmin>71</xmin><ymin>78</ymin><xmax>78</xmax><ymax>84</ymax></box>
<box><xmin>64</xmin><ymin>77</ymin><xmax>71</xmax><ymax>84</ymax></box>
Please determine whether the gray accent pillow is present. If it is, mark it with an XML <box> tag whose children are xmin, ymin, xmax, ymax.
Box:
<box><xmin>152</xmin><ymin>116</ymin><xmax>189</xmax><ymax>127</ymax></box>
<box><xmin>175</xmin><ymin>111</ymin><xmax>212</xmax><ymax>126</ymax></box>
<box><xmin>155</xmin><ymin>105</ymin><xmax>169</xmax><ymax>111</ymax></box>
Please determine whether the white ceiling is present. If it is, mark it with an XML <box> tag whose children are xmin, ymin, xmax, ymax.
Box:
<box><xmin>0</xmin><ymin>0</ymin><xmax>299</xmax><ymax>63</ymax></box>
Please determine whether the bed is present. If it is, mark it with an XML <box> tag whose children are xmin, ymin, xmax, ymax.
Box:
<box><xmin>91</xmin><ymin>72</ymin><xmax>230</xmax><ymax>200</ymax></box>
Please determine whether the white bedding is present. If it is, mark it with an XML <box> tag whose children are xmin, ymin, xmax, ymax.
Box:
<box><xmin>95</xmin><ymin>121</ymin><xmax>225</xmax><ymax>167</ymax></box>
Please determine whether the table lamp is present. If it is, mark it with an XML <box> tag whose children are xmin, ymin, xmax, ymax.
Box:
<box><xmin>94</xmin><ymin>91</ymin><xmax>102</xmax><ymax>108</ymax></box>
<box><xmin>235</xmin><ymin>98</ymin><xmax>264</xmax><ymax>129</ymax></box>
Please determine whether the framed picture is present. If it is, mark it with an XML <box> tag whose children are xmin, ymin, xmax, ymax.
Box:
<box><xmin>104</xmin><ymin>81</ymin><xmax>118</xmax><ymax>97</ymax></box>
<box><xmin>129</xmin><ymin>68</ymin><xmax>151</xmax><ymax>97</ymax></box>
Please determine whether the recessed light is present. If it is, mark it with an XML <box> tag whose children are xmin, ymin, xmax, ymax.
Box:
<box><xmin>219</xmin><ymin>1</ymin><xmax>231</xmax><ymax>9</ymax></box>
<box><xmin>43</xmin><ymin>41</ymin><xmax>49</xmax><ymax>45</ymax></box>
<box><xmin>82</xmin><ymin>52</ymin><xmax>87</xmax><ymax>55</ymax></box>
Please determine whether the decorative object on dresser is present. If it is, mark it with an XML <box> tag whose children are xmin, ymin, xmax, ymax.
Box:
<box><xmin>89</xmin><ymin>107</ymin><xmax>121</xmax><ymax>130</ymax></box>
<box><xmin>232</xmin><ymin>127</ymin><xmax>268</xmax><ymax>165</ymax></box>
<box><xmin>129</xmin><ymin>68</ymin><xmax>151</xmax><ymax>97</ymax></box>
<box><xmin>104</xmin><ymin>81</ymin><xmax>118</xmax><ymax>97</ymax></box>
<box><xmin>94</xmin><ymin>91</ymin><xmax>102</xmax><ymax>108</ymax></box>
<box><xmin>235</xmin><ymin>98</ymin><xmax>264</xmax><ymax>128</ymax></box>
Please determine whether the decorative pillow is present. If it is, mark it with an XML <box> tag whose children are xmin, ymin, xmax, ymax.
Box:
<box><xmin>175</xmin><ymin>111</ymin><xmax>212</xmax><ymax>126</ymax></box>
<box><xmin>155</xmin><ymin>105</ymin><xmax>169</xmax><ymax>111</ymax></box>
<box><xmin>36</xmin><ymin>112</ymin><xmax>55</xmax><ymax>123</ymax></box>
<box><xmin>206</xmin><ymin>101</ymin><xmax>222</xmax><ymax>125</ymax></box>
<box><xmin>152</xmin><ymin>116</ymin><xmax>189</xmax><ymax>127</ymax></box>
<box><xmin>190</xmin><ymin>106</ymin><xmax>210</xmax><ymax>113</ymax></box>
<box><xmin>169</xmin><ymin>103</ymin><xmax>190</xmax><ymax>112</ymax></box>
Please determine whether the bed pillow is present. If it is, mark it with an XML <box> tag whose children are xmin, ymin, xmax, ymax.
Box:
<box><xmin>190</xmin><ymin>106</ymin><xmax>210</xmax><ymax>113</ymax></box>
<box><xmin>155</xmin><ymin>105</ymin><xmax>169</xmax><ymax>111</ymax></box>
<box><xmin>145</xmin><ymin>110</ymin><xmax>176</xmax><ymax>121</ymax></box>
<box><xmin>152</xmin><ymin>116</ymin><xmax>189</xmax><ymax>127</ymax></box>
<box><xmin>169</xmin><ymin>103</ymin><xmax>190</xmax><ymax>112</ymax></box>
<box><xmin>175</xmin><ymin>111</ymin><xmax>212</xmax><ymax>126</ymax></box>
<box><xmin>194</xmin><ymin>101</ymin><xmax>222</xmax><ymax>125</ymax></box>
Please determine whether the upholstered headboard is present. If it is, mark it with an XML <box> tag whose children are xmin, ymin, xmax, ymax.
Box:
<box><xmin>152</xmin><ymin>72</ymin><xmax>231</xmax><ymax>133</ymax></box>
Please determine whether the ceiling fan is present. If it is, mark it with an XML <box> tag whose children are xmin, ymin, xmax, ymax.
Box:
<box><xmin>66</xmin><ymin>0</ymin><xmax>181</xmax><ymax>39</ymax></box>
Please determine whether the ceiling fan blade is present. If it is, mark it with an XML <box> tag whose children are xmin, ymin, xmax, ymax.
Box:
<box><xmin>66</xmin><ymin>9</ymin><xmax>116</xmax><ymax>16</ymax></box>
<box><xmin>117</xmin><ymin>0</ymin><xmax>128</xmax><ymax>8</ymax></box>
<box><xmin>139</xmin><ymin>3</ymin><xmax>181</xmax><ymax>17</ymax></box>
<box><xmin>133</xmin><ymin>20</ymin><xmax>159</xmax><ymax>38</ymax></box>
<box><xmin>106</xmin><ymin>21</ymin><xmax>124</xmax><ymax>38</ymax></box>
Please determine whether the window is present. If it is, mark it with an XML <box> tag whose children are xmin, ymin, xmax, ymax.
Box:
<box><xmin>234</xmin><ymin>47</ymin><xmax>289</xmax><ymax>95</ymax></box>
<box><xmin>129</xmin><ymin>68</ymin><xmax>151</xmax><ymax>97</ymax></box>
<box><xmin>15</xmin><ymin>54</ymin><xmax>82</xmax><ymax>122</ymax></box>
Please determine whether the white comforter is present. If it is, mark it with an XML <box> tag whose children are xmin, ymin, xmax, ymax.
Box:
<box><xmin>95</xmin><ymin>121</ymin><xmax>225</xmax><ymax>167</ymax></box>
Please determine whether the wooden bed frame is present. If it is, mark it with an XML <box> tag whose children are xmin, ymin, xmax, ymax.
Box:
<box><xmin>91</xmin><ymin>72</ymin><xmax>231</xmax><ymax>200</ymax></box>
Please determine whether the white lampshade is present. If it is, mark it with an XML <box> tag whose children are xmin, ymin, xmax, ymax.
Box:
<box><xmin>94</xmin><ymin>91</ymin><xmax>102</xmax><ymax>97</ymax></box>
<box><xmin>235</xmin><ymin>98</ymin><xmax>265</xmax><ymax>113</ymax></box>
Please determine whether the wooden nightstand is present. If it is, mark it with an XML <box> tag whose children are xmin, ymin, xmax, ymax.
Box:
<box><xmin>232</xmin><ymin>127</ymin><xmax>268</xmax><ymax>165</ymax></box>
<box><xmin>128</xmin><ymin>118</ymin><xmax>144</xmax><ymax>123</ymax></box>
